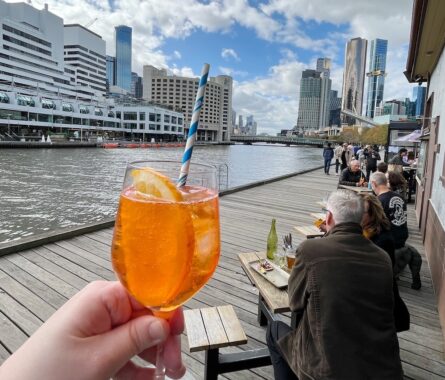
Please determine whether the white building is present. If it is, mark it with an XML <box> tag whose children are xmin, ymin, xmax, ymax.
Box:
<box><xmin>0</xmin><ymin>0</ymin><xmax>184</xmax><ymax>141</ymax></box>
<box><xmin>142</xmin><ymin>65</ymin><xmax>232</xmax><ymax>142</ymax></box>
<box><xmin>64</xmin><ymin>24</ymin><xmax>107</xmax><ymax>96</ymax></box>
<box><xmin>0</xmin><ymin>0</ymin><xmax>97</xmax><ymax>101</ymax></box>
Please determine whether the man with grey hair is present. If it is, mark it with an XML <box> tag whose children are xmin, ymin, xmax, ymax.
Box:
<box><xmin>338</xmin><ymin>159</ymin><xmax>367</xmax><ymax>187</ymax></box>
<box><xmin>267</xmin><ymin>190</ymin><xmax>402</xmax><ymax>379</ymax></box>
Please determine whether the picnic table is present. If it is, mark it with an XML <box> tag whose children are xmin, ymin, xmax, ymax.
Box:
<box><xmin>294</xmin><ymin>225</ymin><xmax>325</xmax><ymax>238</ymax></box>
<box><xmin>238</xmin><ymin>251</ymin><xmax>298</xmax><ymax>328</ymax></box>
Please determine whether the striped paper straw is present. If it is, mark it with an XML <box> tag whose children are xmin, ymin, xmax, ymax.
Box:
<box><xmin>177</xmin><ymin>63</ymin><xmax>210</xmax><ymax>187</ymax></box>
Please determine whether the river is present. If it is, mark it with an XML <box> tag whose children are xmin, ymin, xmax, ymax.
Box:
<box><xmin>0</xmin><ymin>144</ymin><xmax>322</xmax><ymax>244</ymax></box>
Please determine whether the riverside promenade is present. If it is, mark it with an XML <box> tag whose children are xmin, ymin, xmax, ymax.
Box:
<box><xmin>0</xmin><ymin>168</ymin><xmax>444</xmax><ymax>379</ymax></box>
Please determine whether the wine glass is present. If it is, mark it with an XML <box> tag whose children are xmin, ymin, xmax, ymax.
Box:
<box><xmin>111</xmin><ymin>160</ymin><xmax>220</xmax><ymax>379</ymax></box>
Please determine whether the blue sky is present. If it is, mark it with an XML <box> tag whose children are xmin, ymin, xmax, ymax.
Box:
<box><xmin>17</xmin><ymin>0</ymin><xmax>415</xmax><ymax>134</ymax></box>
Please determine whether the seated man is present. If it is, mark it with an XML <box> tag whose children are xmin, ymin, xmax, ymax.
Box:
<box><xmin>370</xmin><ymin>172</ymin><xmax>422</xmax><ymax>289</ymax></box>
<box><xmin>389</xmin><ymin>148</ymin><xmax>410</xmax><ymax>167</ymax></box>
<box><xmin>266</xmin><ymin>190</ymin><xmax>403</xmax><ymax>380</ymax></box>
<box><xmin>338</xmin><ymin>159</ymin><xmax>367</xmax><ymax>187</ymax></box>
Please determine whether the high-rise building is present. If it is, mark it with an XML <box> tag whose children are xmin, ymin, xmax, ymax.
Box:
<box><xmin>238</xmin><ymin>115</ymin><xmax>243</xmax><ymax>129</ymax></box>
<box><xmin>365</xmin><ymin>39</ymin><xmax>388</xmax><ymax>118</ymax></box>
<box><xmin>64</xmin><ymin>24</ymin><xmax>107</xmax><ymax>96</ymax></box>
<box><xmin>329</xmin><ymin>90</ymin><xmax>342</xmax><ymax>127</ymax></box>
<box><xmin>341</xmin><ymin>37</ymin><xmax>367</xmax><ymax>124</ymax></box>
<box><xmin>115</xmin><ymin>25</ymin><xmax>132</xmax><ymax>92</ymax></box>
<box><xmin>412</xmin><ymin>85</ymin><xmax>426</xmax><ymax>117</ymax></box>
<box><xmin>106</xmin><ymin>55</ymin><xmax>115</xmax><ymax>88</ymax></box>
<box><xmin>296</xmin><ymin>68</ymin><xmax>331</xmax><ymax>133</ymax></box>
<box><xmin>131</xmin><ymin>72</ymin><xmax>143</xmax><ymax>98</ymax></box>
<box><xmin>142</xmin><ymin>65</ymin><xmax>232</xmax><ymax>141</ymax></box>
<box><xmin>316</xmin><ymin>58</ymin><xmax>331</xmax><ymax>78</ymax></box>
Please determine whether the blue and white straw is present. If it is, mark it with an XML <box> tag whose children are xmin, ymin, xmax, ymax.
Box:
<box><xmin>177</xmin><ymin>63</ymin><xmax>210</xmax><ymax>187</ymax></box>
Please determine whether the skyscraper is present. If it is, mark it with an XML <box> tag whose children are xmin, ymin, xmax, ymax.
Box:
<box><xmin>412</xmin><ymin>85</ymin><xmax>426</xmax><ymax>117</ymax></box>
<box><xmin>316</xmin><ymin>58</ymin><xmax>331</xmax><ymax>78</ymax></box>
<box><xmin>106</xmin><ymin>55</ymin><xmax>115</xmax><ymax>88</ymax></box>
<box><xmin>131</xmin><ymin>72</ymin><xmax>143</xmax><ymax>98</ymax></box>
<box><xmin>366</xmin><ymin>39</ymin><xmax>388</xmax><ymax>118</ymax></box>
<box><xmin>297</xmin><ymin>68</ymin><xmax>331</xmax><ymax>133</ymax></box>
<box><xmin>115</xmin><ymin>25</ymin><xmax>132</xmax><ymax>92</ymax></box>
<box><xmin>341</xmin><ymin>37</ymin><xmax>367</xmax><ymax>123</ymax></box>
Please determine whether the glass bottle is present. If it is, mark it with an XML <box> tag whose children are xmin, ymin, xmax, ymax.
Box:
<box><xmin>267</xmin><ymin>218</ymin><xmax>278</xmax><ymax>260</ymax></box>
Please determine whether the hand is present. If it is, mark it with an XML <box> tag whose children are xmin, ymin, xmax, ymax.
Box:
<box><xmin>0</xmin><ymin>281</ymin><xmax>186</xmax><ymax>380</ymax></box>
<box><xmin>319</xmin><ymin>221</ymin><xmax>327</xmax><ymax>233</ymax></box>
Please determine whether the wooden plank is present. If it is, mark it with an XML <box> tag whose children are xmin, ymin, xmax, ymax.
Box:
<box><xmin>217</xmin><ymin>305</ymin><xmax>248</xmax><ymax>346</ymax></box>
<box><xmin>184</xmin><ymin>309</ymin><xmax>209</xmax><ymax>353</ymax></box>
<box><xmin>294</xmin><ymin>225</ymin><xmax>325</xmax><ymax>238</ymax></box>
<box><xmin>0</xmin><ymin>312</ymin><xmax>28</xmax><ymax>353</ymax></box>
<box><xmin>0</xmin><ymin>343</ymin><xmax>10</xmax><ymax>363</ymax></box>
<box><xmin>200</xmin><ymin>307</ymin><xmax>229</xmax><ymax>349</ymax></box>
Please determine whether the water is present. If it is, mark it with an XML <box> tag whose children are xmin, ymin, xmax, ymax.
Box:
<box><xmin>0</xmin><ymin>144</ymin><xmax>322</xmax><ymax>243</ymax></box>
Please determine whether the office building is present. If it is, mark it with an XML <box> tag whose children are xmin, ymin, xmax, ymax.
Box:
<box><xmin>412</xmin><ymin>85</ymin><xmax>426</xmax><ymax>117</ymax></box>
<box><xmin>106</xmin><ymin>55</ymin><xmax>115</xmax><ymax>88</ymax></box>
<box><xmin>142</xmin><ymin>65</ymin><xmax>233</xmax><ymax>142</ymax></box>
<box><xmin>0</xmin><ymin>0</ymin><xmax>184</xmax><ymax>141</ymax></box>
<box><xmin>0</xmin><ymin>0</ymin><xmax>97</xmax><ymax>101</ymax></box>
<box><xmin>316</xmin><ymin>58</ymin><xmax>331</xmax><ymax>78</ymax></box>
<box><xmin>115</xmin><ymin>25</ymin><xmax>132</xmax><ymax>92</ymax></box>
<box><xmin>329</xmin><ymin>90</ymin><xmax>342</xmax><ymax>127</ymax></box>
<box><xmin>297</xmin><ymin>68</ymin><xmax>331</xmax><ymax>133</ymax></box>
<box><xmin>341</xmin><ymin>37</ymin><xmax>367</xmax><ymax>123</ymax></box>
<box><xmin>365</xmin><ymin>39</ymin><xmax>388</xmax><ymax>118</ymax></box>
<box><xmin>131</xmin><ymin>72</ymin><xmax>143</xmax><ymax>99</ymax></box>
<box><xmin>64</xmin><ymin>24</ymin><xmax>107</xmax><ymax>96</ymax></box>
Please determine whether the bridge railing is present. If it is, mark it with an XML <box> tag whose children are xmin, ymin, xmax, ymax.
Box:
<box><xmin>230</xmin><ymin>135</ymin><xmax>337</xmax><ymax>145</ymax></box>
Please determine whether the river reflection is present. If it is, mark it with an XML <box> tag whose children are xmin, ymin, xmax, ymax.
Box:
<box><xmin>0</xmin><ymin>144</ymin><xmax>322</xmax><ymax>243</ymax></box>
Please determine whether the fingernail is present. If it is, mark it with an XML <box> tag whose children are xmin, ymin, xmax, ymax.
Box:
<box><xmin>148</xmin><ymin>319</ymin><xmax>168</xmax><ymax>343</ymax></box>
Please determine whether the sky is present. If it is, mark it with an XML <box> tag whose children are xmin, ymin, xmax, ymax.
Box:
<box><xmin>16</xmin><ymin>0</ymin><xmax>415</xmax><ymax>134</ymax></box>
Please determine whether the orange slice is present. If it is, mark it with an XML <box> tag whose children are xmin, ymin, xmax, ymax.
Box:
<box><xmin>131</xmin><ymin>168</ymin><xmax>182</xmax><ymax>201</ymax></box>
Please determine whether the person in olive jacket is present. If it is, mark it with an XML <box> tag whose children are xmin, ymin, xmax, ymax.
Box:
<box><xmin>266</xmin><ymin>190</ymin><xmax>403</xmax><ymax>380</ymax></box>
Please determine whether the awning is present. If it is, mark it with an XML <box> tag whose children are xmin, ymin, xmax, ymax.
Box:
<box><xmin>0</xmin><ymin>92</ymin><xmax>9</xmax><ymax>103</ymax></box>
<box><xmin>395</xmin><ymin>130</ymin><xmax>422</xmax><ymax>143</ymax></box>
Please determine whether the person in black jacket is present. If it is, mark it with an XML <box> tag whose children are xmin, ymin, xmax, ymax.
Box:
<box><xmin>322</xmin><ymin>143</ymin><xmax>334</xmax><ymax>175</ymax></box>
<box><xmin>338</xmin><ymin>160</ymin><xmax>367</xmax><ymax>187</ymax></box>
<box><xmin>365</xmin><ymin>145</ymin><xmax>381</xmax><ymax>180</ymax></box>
<box><xmin>361</xmin><ymin>193</ymin><xmax>410</xmax><ymax>332</ymax></box>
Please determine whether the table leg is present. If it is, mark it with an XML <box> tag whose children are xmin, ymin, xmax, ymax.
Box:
<box><xmin>257</xmin><ymin>294</ymin><xmax>268</xmax><ymax>326</ymax></box>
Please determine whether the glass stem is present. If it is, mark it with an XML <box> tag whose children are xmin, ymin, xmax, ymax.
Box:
<box><xmin>154</xmin><ymin>342</ymin><xmax>165</xmax><ymax>380</ymax></box>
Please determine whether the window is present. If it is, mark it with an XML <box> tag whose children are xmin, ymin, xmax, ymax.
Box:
<box><xmin>108</xmin><ymin>111</ymin><xmax>115</xmax><ymax>117</ymax></box>
<box><xmin>164</xmin><ymin>114</ymin><xmax>170</xmax><ymax>123</ymax></box>
<box><xmin>139</xmin><ymin>112</ymin><xmax>145</xmax><ymax>120</ymax></box>
<box><xmin>149</xmin><ymin>113</ymin><xmax>156</xmax><ymax>122</ymax></box>
<box><xmin>178</xmin><ymin>117</ymin><xmax>183</xmax><ymax>125</ymax></box>
<box><xmin>62</xmin><ymin>103</ymin><xmax>74</xmax><ymax>112</ymax></box>
<box><xmin>95</xmin><ymin>108</ymin><xmax>103</xmax><ymax>116</ymax></box>
<box><xmin>149</xmin><ymin>124</ymin><xmax>156</xmax><ymax>130</ymax></box>
<box><xmin>0</xmin><ymin>92</ymin><xmax>10</xmax><ymax>103</ymax></box>
<box><xmin>41</xmin><ymin>99</ymin><xmax>56</xmax><ymax>110</ymax></box>
<box><xmin>124</xmin><ymin>112</ymin><xmax>137</xmax><ymax>120</ymax></box>
<box><xmin>79</xmin><ymin>105</ymin><xmax>90</xmax><ymax>114</ymax></box>
<box><xmin>17</xmin><ymin>95</ymin><xmax>35</xmax><ymax>107</ymax></box>
<box><xmin>172</xmin><ymin>116</ymin><xmax>177</xmax><ymax>124</ymax></box>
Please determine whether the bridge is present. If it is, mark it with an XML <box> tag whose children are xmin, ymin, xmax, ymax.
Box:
<box><xmin>230</xmin><ymin>135</ymin><xmax>336</xmax><ymax>147</ymax></box>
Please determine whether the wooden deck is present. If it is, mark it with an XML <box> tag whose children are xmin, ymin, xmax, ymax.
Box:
<box><xmin>1</xmin><ymin>168</ymin><xmax>444</xmax><ymax>379</ymax></box>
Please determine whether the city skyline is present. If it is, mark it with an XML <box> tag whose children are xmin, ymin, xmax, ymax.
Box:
<box><xmin>4</xmin><ymin>0</ymin><xmax>415</xmax><ymax>134</ymax></box>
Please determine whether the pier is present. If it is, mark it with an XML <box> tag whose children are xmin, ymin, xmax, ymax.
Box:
<box><xmin>0</xmin><ymin>168</ymin><xmax>444</xmax><ymax>379</ymax></box>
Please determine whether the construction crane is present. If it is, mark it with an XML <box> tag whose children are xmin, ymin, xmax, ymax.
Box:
<box><xmin>84</xmin><ymin>18</ymin><xmax>98</xmax><ymax>28</ymax></box>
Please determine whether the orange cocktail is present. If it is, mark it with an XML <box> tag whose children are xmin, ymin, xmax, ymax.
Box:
<box><xmin>111</xmin><ymin>162</ymin><xmax>220</xmax><ymax>315</ymax></box>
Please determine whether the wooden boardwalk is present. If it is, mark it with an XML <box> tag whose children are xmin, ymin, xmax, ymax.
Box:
<box><xmin>1</xmin><ymin>168</ymin><xmax>444</xmax><ymax>379</ymax></box>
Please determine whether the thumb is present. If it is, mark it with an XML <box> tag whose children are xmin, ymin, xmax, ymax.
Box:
<box><xmin>94</xmin><ymin>315</ymin><xmax>169</xmax><ymax>376</ymax></box>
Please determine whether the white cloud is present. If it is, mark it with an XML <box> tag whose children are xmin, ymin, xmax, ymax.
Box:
<box><xmin>173</xmin><ymin>50</ymin><xmax>182</xmax><ymax>59</ymax></box>
<box><xmin>218</xmin><ymin>66</ymin><xmax>248</xmax><ymax>77</ymax></box>
<box><xmin>221</xmin><ymin>48</ymin><xmax>240</xmax><ymax>61</ymax></box>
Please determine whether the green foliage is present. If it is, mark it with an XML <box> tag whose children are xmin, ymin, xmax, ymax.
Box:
<box><xmin>361</xmin><ymin>125</ymin><xmax>389</xmax><ymax>145</ymax></box>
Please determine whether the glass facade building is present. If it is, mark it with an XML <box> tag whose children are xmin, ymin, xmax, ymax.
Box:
<box><xmin>106</xmin><ymin>55</ymin><xmax>115</xmax><ymax>87</ymax></box>
<box><xmin>412</xmin><ymin>85</ymin><xmax>426</xmax><ymax>117</ymax></box>
<box><xmin>341</xmin><ymin>38</ymin><xmax>367</xmax><ymax>124</ymax></box>
<box><xmin>115</xmin><ymin>25</ymin><xmax>132</xmax><ymax>92</ymax></box>
<box><xmin>366</xmin><ymin>39</ymin><xmax>388</xmax><ymax>118</ymax></box>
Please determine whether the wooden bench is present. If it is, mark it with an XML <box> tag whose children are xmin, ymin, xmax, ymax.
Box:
<box><xmin>184</xmin><ymin>305</ymin><xmax>271</xmax><ymax>379</ymax></box>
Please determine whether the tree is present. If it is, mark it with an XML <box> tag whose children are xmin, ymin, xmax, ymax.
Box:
<box><xmin>361</xmin><ymin>125</ymin><xmax>388</xmax><ymax>145</ymax></box>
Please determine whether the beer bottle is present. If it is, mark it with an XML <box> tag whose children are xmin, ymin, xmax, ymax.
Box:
<box><xmin>267</xmin><ymin>218</ymin><xmax>278</xmax><ymax>260</ymax></box>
